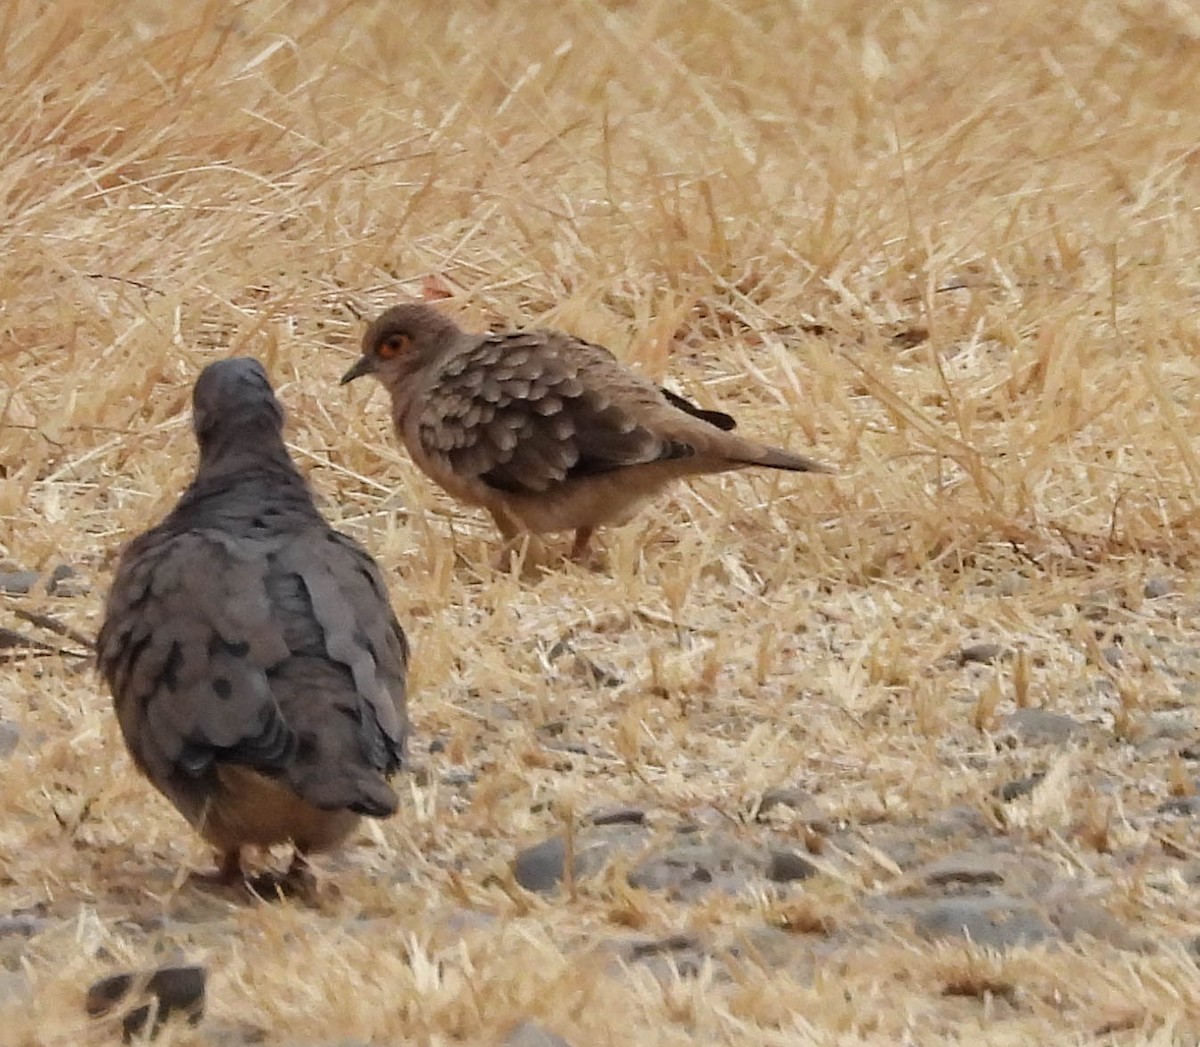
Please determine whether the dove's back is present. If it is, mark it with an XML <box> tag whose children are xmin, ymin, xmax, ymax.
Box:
<box><xmin>97</xmin><ymin>358</ymin><xmax>408</xmax><ymax>875</ymax></box>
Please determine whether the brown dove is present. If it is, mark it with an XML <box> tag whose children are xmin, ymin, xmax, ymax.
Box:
<box><xmin>97</xmin><ymin>358</ymin><xmax>409</xmax><ymax>888</ymax></box>
<box><xmin>340</xmin><ymin>303</ymin><xmax>831</xmax><ymax>559</ymax></box>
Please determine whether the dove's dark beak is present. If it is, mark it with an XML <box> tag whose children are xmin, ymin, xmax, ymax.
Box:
<box><xmin>340</xmin><ymin>356</ymin><xmax>376</xmax><ymax>385</ymax></box>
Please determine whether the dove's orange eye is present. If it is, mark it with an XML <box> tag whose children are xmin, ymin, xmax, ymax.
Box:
<box><xmin>378</xmin><ymin>334</ymin><xmax>411</xmax><ymax>359</ymax></box>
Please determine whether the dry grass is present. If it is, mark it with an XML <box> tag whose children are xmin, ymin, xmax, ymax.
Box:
<box><xmin>3</xmin><ymin>0</ymin><xmax>1200</xmax><ymax>1043</ymax></box>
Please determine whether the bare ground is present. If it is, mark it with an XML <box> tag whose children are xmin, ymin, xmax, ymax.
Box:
<box><xmin>3</xmin><ymin>1</ymin><xmax>1200</xmax><ymax>1044</ymax></box>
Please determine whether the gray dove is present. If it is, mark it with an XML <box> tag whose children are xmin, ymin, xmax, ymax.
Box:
<box><xmin>341</xmin><ymin>303</ymin><xmax>831</xmax><ymax>560</ymax></box>
<box><xmin>97</xmin><ymin>358</ymin><xmax>409</xmax><ymax>887</ymax></box>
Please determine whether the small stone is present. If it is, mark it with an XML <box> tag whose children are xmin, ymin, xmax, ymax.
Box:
<box><xmin>47</xmin><ymin>564</ymin><xmax>90</xmax><ymax>597</ymax></box>
<box><xmin>1046</xmin><ymin>893</ymin><xmax>1145</xmax><ymax>952</ymax></box>
<box><xmin>441</xmin><ymin>768</ymin><xmax>476</xmax><ymax>786</ymax></box>
<box><xmin>512</xmin><ymin>825</ymin><xmax>649</xmax><ymax>894</ymax></box>
<box><xmin>504</xmin><ymin>1019</ymin><xmax>574</xmax><ymax>1047</ymax></box>
<box><xmin>624</xmin><ymin>934</ymin><xmax>711</xmax><ymax>980</ymax></box>
<box><xmin>959</xmin><ymin>643</ymin><xmax>1008</xmax><ymax>666</ymax></box>
<box><xmin>918</xmin><ymin>853</ymin><xmax>1006</xmax><ymax>888</ymax></box>
<box><xmin>756</xmin><ymin>786</ymin><xmax>812</xmax><ymax>817</ymax></box>
<box><xmin>1158</xmin><ymin>795</ymin><xmax>1200</xmax><ymax>816</ymax></box>
<box><xmin>765</xmin><ymin>848</ymin><xmax>817</xmax><ymax>883</ymax></box>
<box><xmin>1002</xmin><ymin>708</ymin><xmax>1087</xmax><ymax>745</ymax></box>
<box><xmin>913</xmin><ymin>897</ymin><xmax>1055</xmax><ymax>950</ymax></box>
<box><xmin>993</xmin><ymin>772</ymin><xmax>1046</xmax><ymax>802</ymax></box>
<box><xmin>0</xmin><ymin>571</ymin><xmax>38</xmax><ymax>595</ymax></box>
<box><xmin>428</xmin><ymin>737</ymin><xmax>447</xmax><ymax>754</ymax></box>
<box><xmin>0</xmin><ymin>914</ymin><xmax>48</xmax><ymax>939</ymax></box>
<box><xmin>86</xmin><ymin>964</ymin><xmax>206</xmax><ymax>1042</ymax></box>
<box><xmin>1144</xmin><ymin>578</ymin><xmax>1174</xmax><ymax>599</ymax></box>
<box><xmin>628</xmin><ymin>831</ymin><xmax>762</xmax><ymax>900</ymax></box>
<box><xmin>587</xmin><ymin>806</ymin><xmax>646</xmax><ymax>827</ymax></box>
<box><xmin>1102</xmin><ymin>646</ymin><xmax>1123</xmax><ymax>667</ymax></box>
<box><xmin>927</xmin><ymin>805</ymin><xmax>989</xmax><ymax>838</ymax></box>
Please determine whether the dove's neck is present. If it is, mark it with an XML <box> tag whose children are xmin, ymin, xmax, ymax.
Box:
<box><xmin>195</xmin><ymin>425</ymin><xmax>299</xmax><ymax>484</ymax></box>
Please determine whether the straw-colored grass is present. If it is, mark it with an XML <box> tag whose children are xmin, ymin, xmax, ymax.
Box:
<box><xmin>3</xmin><ymin>0</ymin><xmax>1200</xmax><ymax>1043</ymax></box>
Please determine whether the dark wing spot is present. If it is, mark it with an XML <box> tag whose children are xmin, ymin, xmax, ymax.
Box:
<box><xmin>479</xmin><ymin>468</ymin><xmax>525</xmax><ymax>493</ymax></box>
<box><xmin>121</xmin><ymin>630</ymin><xmax>153</xmax><ymax>676</ymax></box>
<box><xmin>212</xmin><ymin>678</ymin><xmax>232</xmax><ymax>700</ymax></box>
<box><xmin>660</xmin><ymin>388</ymin><xmax>737</xmax><ymax>431</ymax></box>
<box><xmin>295</xmin><ymin>732</ymin><xmax>318</xmax><ymax>762</ymax></box>
<box><xmin>159</xmin><ymin>641</ymin><xmax>184</xmax><ymax>692</ymax></box>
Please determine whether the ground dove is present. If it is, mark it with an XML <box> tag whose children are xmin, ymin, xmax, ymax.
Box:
<box><xmin>340</xmin><ymin>303</ymin><xmax>831</xmax><ymax>559</ymax></box>
<box><xmin>97</xmin><ymin>358</ymin><xmax>409</xmax><ymax>886</ymax></box>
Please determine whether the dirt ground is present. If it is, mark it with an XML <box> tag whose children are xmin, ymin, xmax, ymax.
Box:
<box><xmin>3</xmin><ymin>1</ymin><xmax>1200</xmax><ymax>1044</ymax></box>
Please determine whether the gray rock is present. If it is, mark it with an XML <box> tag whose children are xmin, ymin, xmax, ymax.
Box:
<box><xmin>0</xmin><ymin>914</ymin><xmax>48</xmax><ymax>939</ymax></box>
<box><xmin>587</xmin><ymin>806</ymin><xmax>646</xmax><ymax>827</ymax></box>
<box><xmin>1144</xmin><ymin>578</ymin><xmax>1174</xmax><ymax>599</ymax></box>
<box><xmin>47</xmin><ymin>563</ymin><xmax>90</xmax><ymax>597</ymax></box>
<box><xmin>1046</xmin><ymin>893</ymin><xmax>1145</xmax><ymax>952</ymax></box>
<box><xmin>624</xmin><ymin>934</ymin><xmax>713</xmax><ymax>980</ymax></box>
<box><xmin>755</xmin><ymin>787</ymin><xmax>830</xmax><ymax>830</ymax></box>
<box><xmin>993</xmin><ymin>772</ymin><xmax>1046</xmax><ymax>802</ymax></box>
<box><xmin>1158</xmin><ymin>795</ymin><xmax>1200</xmax><ymax>816</ymax></box>
<box><xmin>913</xmin><ymin>896</ymin><xmax>1055</xmax><ymax>949</ymax></box>
<box><xmin>0</xmin><ymin>571</ymin><xmax>38</xmax><ymax>595</ymax></box>
<box><xmin>86</xmin><ymin>964</ymin><xmax>206</xmax><ymax>1041</ymax></box>
<box><xmin>927</xmin><ymin>805</ymin><xmax>989</xmax><ymax>838</ymax></box>
<box><xmin>959</xmin><ymin>643</ymin><xmax>1008</xmax><ymax>666</ymax></box>
<box><xmin>1002</xmin><ymin>708</ymin><xmax>1087</xmax><ymax>745</ymax></box>
<box><xmin>765</xmin><ymin>848</ymin><xmax>817</xmax><ymax>883</ymax></box>
<box><xmin>440</xmin><ymin>768</ymin><xmax>476</xmax><ymax>786</ymax></box>
<box><xmin>628</xmin><ymin>831</ymin><xmax>763</xmax><ymax>900</ymax></box>
<box><xmin>757</xmin><ymin>785</ymin><xmax>812</xmax><ymax>817</ymax></box>
<box><xmin>918</xmin><ymin>852</ymin><xmax>1006</xmax><ymax>888</ymax></box>
<box><xmin>505</xmin><ymin>1020</ymin><xmax>573</xmax><ymax>1047</ymax></box>
<box><xmin>512</xmin><ymin>825</ymin><xmax>649</xmax><ymax>893</ymax></box>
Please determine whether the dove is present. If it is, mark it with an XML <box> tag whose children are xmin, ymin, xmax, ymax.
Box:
<box><xmin>97</xmin><ymin>358</ymin><xmax>409</xmax><ymax>888</ymax></box>
<box><xmin>340</xmin><ymin>303</ymin><xmax>831</xmax><ymax>560</ymax></box>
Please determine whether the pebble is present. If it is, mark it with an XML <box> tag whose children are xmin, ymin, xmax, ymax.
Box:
<box><xmin>1144</xmin><ymin>578</ymin><xmax>1174</xmax><ymax>599</ymax></box>
<box><xmin>959</xmin><ymin>643</ymin><xmax>1008</xmax><ymax>666</ymax></box>
<box><xmin>512</xmin><ymin>825</ymin><xmax>649</xmax><ymax>893</ymax></box>
<box><xmin>0</xmin><ymin>564</ymin><xmax>89</xmax><ymax>597</ymax></box>
<box><xmin>624</xmin><ymin>934</ymin><xmax>713</xmax><ymax>980</ymax></box>
<box><xmin>440</xmin><ymin>768</ymin><xmax>476</xmax><ymax>787</ymax></box>
<box><xmin>1158</xmin><ymin>795</ymin><xmax>1200</xmax><ymax>816</ymax></box>
<box><xmin>993</xmin><ymin>772</ymin><xmax>1046</xmax><ymax>802</ymax></box>
<box><xmin>912</xmin><ymin>896</ymin><xmax>1055</xmax><ymax>950</ymax></box>
<box><xmin>0</xmin><ymin>913</ymin><xmax>49</xmax><ymax>939</ymax></box>
<box><xmin>1045</xmin><ymin>892</ymin><xmax>1146</xmax><ymax>952</ymax></box>
<box><xmin>47</xmin><ymin>563</ymin><xmax>90</xmax><ymax>597</ymax></box>
<box><xmin>628</xmin><ymin>831</ymin><xmax>764</xmax><ymax>901</ymax></box>
<box><xmin>765</xmin><ymin>848</ymin><xmax>818</xmax><ymax>883</ymax></box>
<box><xmin>86</xmin><ymin>964</ymin><xmax>206</xmax><ymax>1041</ymax></box>
<box><xmin>756</xmin><ymin>785</ymin><xmax>826</xmax><ymax>827</ymax></box>
<box><xmin>1001</xmin><ymin>708</ymin><xmax>1087</xmax><ymax>745</ymax></box>
<box><xmin>917</xmin><ymin>852</ymin><xmax>1006</xmax><ymax>888</ymax></box>
<box><xmin>587</xmin><ymin>806</ymin><xmax>646</xmax><ymax>827</ymax></box>
<box><xmin>0</xmin><ymin>571</ymin><xmax>39</xmax><ymax>595</ymax></box>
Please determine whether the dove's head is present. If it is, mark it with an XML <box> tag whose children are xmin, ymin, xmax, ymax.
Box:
<box><xmin>340</xmin><ymin>303</ymin><xmax>462</xmax><ymax>391</ymax></box>
<box><xmin>192</xmin><ymin>358</ymin><xmax>285</xmax><ymax>449</ymax></box>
